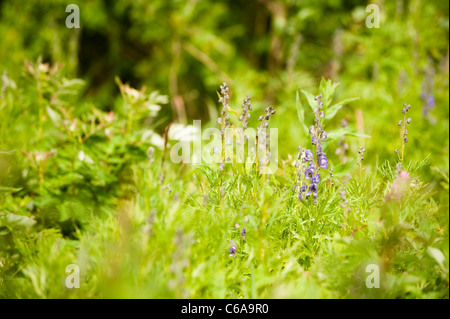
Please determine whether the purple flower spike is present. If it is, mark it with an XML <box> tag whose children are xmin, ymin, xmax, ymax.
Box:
<box><xmin>318</xmin><ymin>154</ymin><xmax>328</xmax><ymax>169</ymax></box>
<box><xmin>305</xmin><ymin>162</ymin><xmax>315</xmax><ymax>179</ymax></box>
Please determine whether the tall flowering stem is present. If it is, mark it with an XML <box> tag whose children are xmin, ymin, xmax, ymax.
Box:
<box><xmin>256</xmin><ymin>105</ymin><xmax>276</xmax><ymax>175</ymax></box>
<box><xmin>395</xmin><ymin>103</ymin><xmax>412</xmax><ymax>163</ymax></box>
<box><xmin>297</xmin><ymin>94</ymin><xmax>329</xmax><ymax>205</ymax></box>
<box><xmin>239</xmin><ymin>95</ymin><xmax>252</xmax><ymax>169</ymax></box>
<box><xmin>217</xmin><ymin>83</ymin><xmax>231</xmax><ymax>171</ymax></box>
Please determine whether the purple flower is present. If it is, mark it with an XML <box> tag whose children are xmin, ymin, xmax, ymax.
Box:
<box><xmin>318</xmin><ymin>154</ymin><xmax>328</xmax><ymax>169</ymax></box>
<box><xmin>304</xmin><ymin>149</ymin><xmax>313</xmax><ymax>162</ymax></box>
<box><xmin>316</xmin><ymin>145</ymin><xmax>323</xmax><ymax>156</ymax></box>
<box><xmin>229</xmin><ymin>240</ymin><xmax>236</xmax><ymax>257</ymax></box>
<box><xmin>426</xmin><ymin>94</ymin><xmax>435</xmax><ymax>109</ymax></box>
<box><xmin>311</xmin><ymin>135</ymin><xmax>317</xmax><ymax>145</ymax></box>
<box><xmin>306</xmin><ymin>183</ymin><xmax>318</xmax><ymax>200</ymax></box>
<box><xmin>305</xmin><ymin>162</ymin><xmax>315</xmax><ymax>179</ymax></box>
<box><xmin>311</xmin><ymin>174</ymin><xmax>320</xmax><ymax>184</ymax></box>
<box><xmin>298</xmin><ymin>184</ymin><xmax>306</xmax><ymax>201</ymax></box>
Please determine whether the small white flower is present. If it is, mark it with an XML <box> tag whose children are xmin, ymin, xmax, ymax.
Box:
<box><xmin>78</xmin><ymin>150</ymin><xmax>85</xmax><ymax>161</ymax></box>
<box><xmin>78</xmin><ymin>150</ymin><xmax>94</xmax><ymax>164</ymax></box>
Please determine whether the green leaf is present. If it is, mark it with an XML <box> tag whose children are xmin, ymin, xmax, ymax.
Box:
<box><xmin>427</xmin><ymin>246</ymin><xmax>446</xmax><ymax>271</ymax></box>
<box><xmin>296</xmin><ymin>91</ymin><xmax>309</xmax><ymax>135</ymax></box>
<box><xmin>300</xmin><ymin>89</ymin><xmax>317</xmax><ymax>110</ymax></box>
<box><xmin>58</xmin><ymin>200</ymin><xmax>89</xmax><ymax>222</ymax></box>
<box><xmin>332</xmin><ymin>158</ymin><xmax>358</xmax><ymax>176</ymax></box>
<box><xmin>0</xmin><ymin>212</ymin><xmax>36</xmax><ymax>229</ymax></box>
<box><xmin>323</xmin><ymin>97</ymin><xmax>359</xmax><ymax>125</ymax></box>
<box><xmin>46</xmin><ymin>105</ymin><xmax>61</xmax><ymax>127</ymax></box>
<box><xmin>319</xmin><ymin>77</ymin><xmax>340</xmax><ymax>109</ymax></box>
<box><xmin>327</xmin><ymin>128</ymin><xmax>371</xmax><ymax>141</ymax></box>
<box><xmin>0</xmin><ymin>186</ymin><xmax>22</xmax><ymax>195</ymax></box>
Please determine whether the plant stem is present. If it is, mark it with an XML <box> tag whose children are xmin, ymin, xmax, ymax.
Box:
<box><xmin>401</xmin><ymin>112</ymin><xmax>406</xmax><ymax>162</ymax></box>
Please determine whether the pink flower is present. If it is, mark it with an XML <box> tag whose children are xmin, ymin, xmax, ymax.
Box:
<box><xmin>386</xmin><ymin>170</ymin><xmax>410</xmax><ymax>201</ymax></box>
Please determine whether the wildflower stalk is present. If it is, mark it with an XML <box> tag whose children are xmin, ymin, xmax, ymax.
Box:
<box><xmin>313</xmin><ymin>120</ymin><xmax>321</xmax><ymax>176</ymax></box>
<box><xmin>239</xmin><ymin>95</ymin><xmax>252</xmax><ymax>173</ymax></box>
<box><xmin>297</xmin><ymin>93</ymin><xmax>328</xmax><ymax>204</ymax></box>
<box><xmin>312</xmin><ymin>94</ymin><xmax>325</xmax><ymax>177</ymax></box>
<box><xmin>357</xmin><ymin>147</ymin><xmax>366</xmax><ymax>176</ymax></box>
<box><xmin>256</xmin><ymin>105</ymin><xmax>276</xmax><ymax>176</ymax></box>
<box><xmin>217</xmin><ymin>83</ymin><xmax>231</xmax><ymax>172</ymax></box>
<box><xmin>395</xmin><ymin>103</ymin><xmax>412</xmax><ymax>163</ymax></box>
<box><xmin>400</xmin><ymin>113</ymin><xmax>406</xmax><ymax>162</ymax></box>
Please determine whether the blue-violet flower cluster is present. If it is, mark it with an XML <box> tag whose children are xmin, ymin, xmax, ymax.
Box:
<box><xmin>297</xmin><ymin>94</ymin><xmax>329</xmax><ymax>204</ymax></box>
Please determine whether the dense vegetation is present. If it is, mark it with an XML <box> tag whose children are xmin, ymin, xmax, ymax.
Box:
<box><xmin>0</xmin><ymin>0</ymin><xmax>448</xmax><ymax>298</ymax></box>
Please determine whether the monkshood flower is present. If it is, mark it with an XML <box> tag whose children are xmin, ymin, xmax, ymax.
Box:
<box><xmin>229</xmin><ymin>240</ymin><xmax>237</xmax><ymax>257</ymax></box>
<box><xmin>304</xmin><ymin>149</ymin><xmax>313</xmax><ymax>162</ymax></box>
<box><xmin>306</xmin><ymin>173</ymin><xmax>321</xmax><ymax>204</ymax></box>
<box><xmin>316</xmin><ymin>145</ymin><xmax>323</xmax><ymax>156</ymax></box>
<box><xmin>311</xmin><ymin>174</ymin><xmax>320</xmax><ymax>184</ymax></box>
<box><xmin>311</xmin><ymin>135</ymin><xmax>318</xmax><ymax>145</ymax></box>
<box><xmin>297</xmin><ymin>93</ymin><xmax>331</xmax><ymax>204</ymax></box>
<box><xmin>298</xmin><ymin>184</ymin><xmax>306</xmax><ymax>200</ymax></box>
<box><xmin>306</xmin><ymin>181</ymin><xmax>318</xmax><ymax>202</ymax></box>
<box><xmin>318</xmin><ymin>154</ymin><xmax>328</xmax><ymax>169</ymax></box>
<box><xmin>241</xmin><ymin>227</ymin><xmax>246</xmax><ymax>242</ymax></box>
<box><xmin>305</xmin><ymin>162</ymin><xmax>315</xmax><ymax>179</ymax></box>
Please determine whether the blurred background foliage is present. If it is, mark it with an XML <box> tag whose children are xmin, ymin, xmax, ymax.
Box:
<box><xmin>1</xmin><ymin>0</ymin><xmax>448</xmax><ymax>197</ymax></box>
<box><xmin>0</xmin><ymin>1</ymin><xmax>448</xmax><ymax>127</ymax></box>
